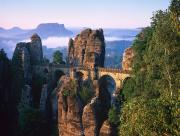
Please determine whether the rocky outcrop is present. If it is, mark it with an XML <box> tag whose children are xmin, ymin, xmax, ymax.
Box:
<box><xmin>12</xmin><ymin>33</ymin><xmax>43</xmax><ymax>85</ymax></box>
<box><xmin>20</xmin><ymin>85</ymin><xmax>32</xmax><ymax>106</ymax></box>
<box><xmin>68</xmin><ymin>29</ymin><xmax>105</xmax><ymax>68</ymax></box>
<box><xmin>57</xmin><ymin>76</ymin><xmax>84</xmax><ymax>136</ymax></box>
<box><xmin>39</xmin><ymin>84</ymin><xmax>48</xmax><ymax>112</ymax></box>
<box><xmin>82</xmin><ymin>79</ymin><xmax>111</xmax><ymax>136</ymax></box>
<box><xmin>57</xmin><ymin>76</ymin><xmax>112</xmax><ymax>136</ymax></box>
<box><xmin>82</xmin><ymin>101</ymin><xmax>97</xmax><ymax>136</ymax></box>
<box><xmin>29</xmin><ymin>34</ymin><xmax>43</xmax><ymax>65</ymax></box>
<box><xmin>122</xmin><ymin>47</ymin><xmax>134</xmax><ymax>71</ymax></box>
<box><xmin>99</xmin><ymin>120</ymin><xmax>111</xmax><ymax>136</ymax></box>
<box><xmin>11</xmin><ymin>33</ymin><xmax>43</xmax><ymax>108</ymax></box>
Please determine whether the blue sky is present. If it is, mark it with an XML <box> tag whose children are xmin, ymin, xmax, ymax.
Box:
<box><xmin>0</xmin><ymin>0</ymin><xmax>170</xmax><ymax>29</ymax></box>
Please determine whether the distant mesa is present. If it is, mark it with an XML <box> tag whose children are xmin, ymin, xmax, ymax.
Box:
<box><xmin>32</xmin><ymin>23</ymin><xmax>73</xmax><ymax>38</ymax></box>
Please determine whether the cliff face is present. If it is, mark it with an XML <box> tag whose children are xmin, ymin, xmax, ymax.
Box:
<box><xmin>57</xmin><ymin>76</ymin><xmax>84</xmax><ymax>136</ymax></box>
<box><xmin>122</xmin><ymin>47</ymin><xmax>134</xmax><ymax>71</ymax></box>
<box><xmin>57</xmin><ymin>29</ymin><xmax>118</xmax><ymax>136</ymax></box>
<box><xmin>57</xmin><ymin>76</ymin><xmax>112</xmax><ymax>136</ymax></box>
<box><xmin>68</xmin><ymin>29</ymin><xmax>105</xmax><ymax>68</ymax></box>
<box><xmin>13</xmin><ymin>33</ymin><xmax>43</xmax><ymax>83</ymax></box>
<box><xmin>29</xmin><ymin>34</ymin><xmax>43</xmax><ymax>65</ymax></box>
<box><xmin>12</xmin><ymin>33</ymin><xmax>43</xmax><ymax>105</ymax></box>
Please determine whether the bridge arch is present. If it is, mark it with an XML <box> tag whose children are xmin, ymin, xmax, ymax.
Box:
<box><xmin>98</xmin><ymin>75</ymin><xmax>116</xmax><ymax>97</ymax></box>
<box><xmin>97</xmin><ymin>75</ymin><xmax>116</xmax><ymax>114</ymax></box>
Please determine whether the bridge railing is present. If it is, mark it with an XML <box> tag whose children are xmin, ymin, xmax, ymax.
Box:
<box><xmin>33</xmin><ymin>64</ymin><xmax>131</xmax><ymax>74</ymax></box>
<box><xmin>71</xmin><ymin>66</ymin><xmax>130</xmax><ymax>74</ymax></box>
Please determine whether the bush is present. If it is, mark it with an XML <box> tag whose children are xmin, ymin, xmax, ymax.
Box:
<box><xmin>122</xmin><ymin>78</ymin><xmax>135</xmax><ymax>100</ymax></box>
<box><xmin>79</xmin><ymin>86</ymin><xmax>94</xmax><ymax>104</ymax></box>
<box><xmin>18</xmin><ymin>105</ymin><xmax>50</xmax><ymax>136</ymax></box>
<box><xmin>108</xmin><ymin>106</ymin><xmax>119</xmax><ymax>125</ymax></box>
<box><xmin>119</xmin><ymin>96</ymin><xmax>179</xmax><ymax>136</ymax></box>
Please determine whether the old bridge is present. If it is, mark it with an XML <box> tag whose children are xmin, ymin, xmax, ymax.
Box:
<box><xmin>35</xmin><ymin>64</ymin><xmax>131</xmax><ymax>92</ymax></box>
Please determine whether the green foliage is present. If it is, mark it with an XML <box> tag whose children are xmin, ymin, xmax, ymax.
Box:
<box><xmin>61</xmin><ymin>80</ymin><xmax>76</xmax><ymax>97</ymax></box>
<box><xmin>0</xmin><ymin>49</ymin><xmax>7</xmax><ymax>60</ymax></box>
<box><xmin>108</xmin><ymin>106</ymin><xmax>119</xmax><ymax>125</ymax></box>
<box><xmin>70</xmin><ymin>78</ymin><xmax>76</xmax><ymax>89</ymax></box>
<box><xmin>79</xmin><ymin>86</ymin><xmax>94</xmax><ymax>104</ymax></box>
<box><xmin>120</xmin><ymin>1</ymin><xmax>180</xmax><ymax>135</ymax></box>
<box><xmin>122</xmin><ymin>78</ymin><xmax>135</xmax><ymax>100</ymax></box>
<box><xmin>18</xmin><ymin>105</ymin><xmax>50</xmax><ymax>136</ymax></box>
<box><xmin>131</xmin><ymin>1</ymin><xmax>180</xmax><ymax>99</ymax></box>
<box><xmin>119</xmin><ymin>95</ymin><xmax>179</xmax><ymax>136</ymax></box>
<box><xmin>62</xmin><ymin>89</ymin><xmax>70</xmax><ymax>97</ymax></box>
<box><xmin>53</xmin><ymin>50</ymin><xmax>64</xmax><ymax>64</ymax></box>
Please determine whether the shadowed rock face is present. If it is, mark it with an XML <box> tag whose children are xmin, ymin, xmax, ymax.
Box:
<box><xmin>68</xmin><ymin>29</ymin><xmax>105</xmax><ymax>68</ymax></box>
<box><xmin>13</xmin><ymin>33</ymin><xmax>43</xmax><ymax>68</ymax></box>
<box><xmin>11</xmin><ymin>33</ymin><xmax>44</xmax><ymax>108</ymax></box>
<box><xmin>29</xmin><ymin>34</ymin><xmax>43</xmax><ymax>65</ymax></box>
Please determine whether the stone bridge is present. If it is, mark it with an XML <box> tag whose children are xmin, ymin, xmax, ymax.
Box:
<box><xmin>34</xmin><ymin>64</ymin><xmax>131</xmax><ymax>91</ymax></box>
<box><xmin>70</xmin><ymin>67</ymin><xmax>131</xmax><ymax>90</ymax></box>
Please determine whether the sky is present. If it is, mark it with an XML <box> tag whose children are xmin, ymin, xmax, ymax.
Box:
<box><xmin>0</xmin><ymin>0</ymin><xmax>170</xmax><ymax>29</ymax></box>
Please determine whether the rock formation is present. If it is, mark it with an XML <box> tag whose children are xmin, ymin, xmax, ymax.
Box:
<box><xmin>122</xmin><ymin>47</ymin><xmax>134</xmax><ymax>71</ymax></box>
<box><xmin>99</xmin><ymin>120</ymin><xmax>111</xmax><ymax>136</ymax></box>
<box><xmin>57</xmin><ymin>76</ymin><xmax>112</xmax><ymax>136</ymax></box>
<box><xmin>29</xmin><ymin>34</ymin><xmax>43</xmax><ymax>65</ymax></box>
<box><xmin>20</xmin><ymin>85</ymin><xmax>32</xmax><ymax>106</ymax></box>
<box><xmin>12</xmin><ymin>33</ymin><xmax>43</xmax><ymax>84</ymax></box>
<box><xmin>39</xmin><ymin>84</ymin><xmax>48</xmax><ymax>112</ymax></box>
<box><xmin>57</xmin><ymin>29</ymin><xmax>121</xmax><ymax>136</ymax></box>
<box><xmin>57</xmin><ymin>76</ymin><xmax>84</xmax><ymax>136</ymax></box>
<box><xmin>12</xmin><ymin>33</ymin><xmax>43</xmax><ymax>106</ymax></box>
<box><xmin>68</xmin><ymin>29</ymin><xmax>105</xmax><ymax>68</ymax></box>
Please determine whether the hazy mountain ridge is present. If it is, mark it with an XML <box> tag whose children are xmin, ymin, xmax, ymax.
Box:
<box><xmin>0</xmin><ymin>23</ymin><xmax>73</xmax><ymax>39</ymax></box>
<box><xmin>0</xmin><ymin>23</ymin><xmax>140</xmax><ymax>58</ymax></box>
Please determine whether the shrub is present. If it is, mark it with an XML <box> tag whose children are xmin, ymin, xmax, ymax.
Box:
<box><xmin>18</xmin><ymin>105</ymin><xmax>50</xmax><ymax>136</ymax></box>
<box><xmin>79</xmin><ymin>86</ymin><xmax>94</xmax><ymax>104</ymax></box>
<box><xmin>108</xmin><ymin>106</ymin><xmax>119</xmax><ymax>125</ymax></box>
<box><xmin>119</xmin><ymin>96</ymin><xmax>179</xmax><ymax>136</ymax></box>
